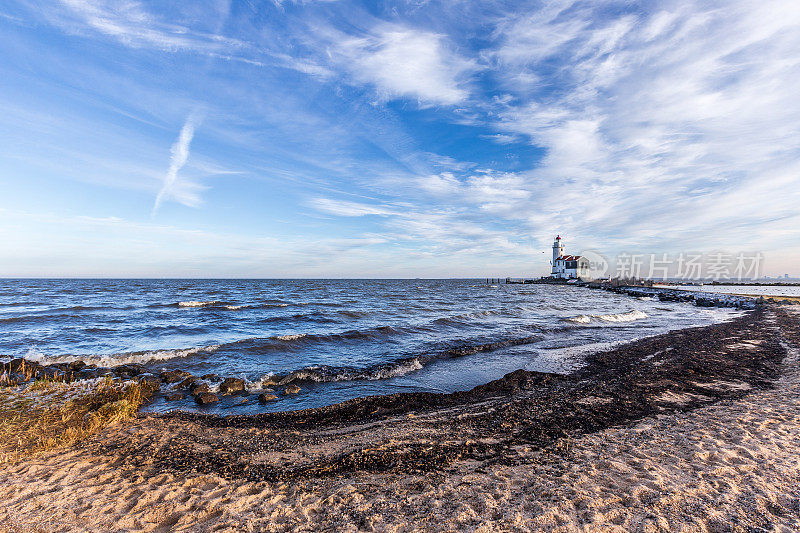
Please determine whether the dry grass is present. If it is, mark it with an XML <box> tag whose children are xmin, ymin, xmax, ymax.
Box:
<box><xmin>0</xmin><ymin>377</ymin><xmax>156</xmax><ymax>464</ymax></box>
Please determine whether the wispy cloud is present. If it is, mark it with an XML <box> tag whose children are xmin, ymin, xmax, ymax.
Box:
<box><xmin>153</xmin><ymin>113</ymin><xmax>201</xmax><ymax>214</ymax></box>
<box><xmin>308</xmin><ymin>197</ymin><xmax>398</xmax><ymax>217</ymax></box>
<box><xmin>483</xmin><ymin>0</ymin><xmax>800</xmax><ymax>252</ymax></box>
<box><xmin>55</xmin><ymin>0</ymin><xmax>240</xmax><ymax>52</ymax></box>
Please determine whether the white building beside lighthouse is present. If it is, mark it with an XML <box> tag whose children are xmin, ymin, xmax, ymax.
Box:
<box><xmin>551</xmin><ymin>235</ymin><xmax>590</xmax><ymax>279</ymax></box>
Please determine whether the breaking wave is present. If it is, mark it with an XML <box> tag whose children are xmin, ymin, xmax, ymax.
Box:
<box><xmin>178</xmin><ymin>300</ymin><xmax>220</xmax><ymax>307</ymax></box>
<box><xmin>222</xmin><ymin>326</ymin><xmax>409</xmax><ymax>353</ymax></box>
<box><xmin>162</xmin><ymin>301</ymin><xmax>291</xmax><ymax>310</ymax></box>
<box><xmin>565</xmin><ymin>309</ymin><xmax>648</xmax><ymax>324</ymax></box>
<box><xmin>22</xmin><ymin>344</ymin><xmax>220</xmax><ymax>368</ymax></box>
<box><xmin>263</xmin><ymin>334</ymin><xmax>544</xmax><ymax>385</ymax></box>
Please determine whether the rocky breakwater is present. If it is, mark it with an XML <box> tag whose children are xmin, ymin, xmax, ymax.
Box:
<box><xmin>0</xmin><ymin>357</ymin><xmax>304</xmax><ymax>409</ymax></box>
<box><xmin>581</xmin><ymin>281</ymin><xmax>772</xmax><ymax>309</ymax></box>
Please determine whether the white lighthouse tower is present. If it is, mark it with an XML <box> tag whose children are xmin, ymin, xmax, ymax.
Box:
<box><xmin>549</xmin><ymin>235</ymin><xmax>591</xmax><ymax>279</ymax></box>
<box><xmin>551</xmin><ymin>235</ymin><xmax>564</xmax><ymax>275</ymax></box>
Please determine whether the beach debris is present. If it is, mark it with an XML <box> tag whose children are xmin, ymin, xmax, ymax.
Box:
<box><xmin>194</xmin><ymin>392</ymin><xmax>219</xmax><ymax>405</ymax></box>
<box><xmin>219</xmin><ymin>377</ymin><xmax>246</xmax><ymax>395</ymax></box>
<box><xmin>285</xmin><ymin>384</ymin><xmax>301</xmax><ymax>395</ymax></box>
<box><xmin>258</xmin><ymin>393</ymin><xmax>278</xmax><ymax>403</ymax></box>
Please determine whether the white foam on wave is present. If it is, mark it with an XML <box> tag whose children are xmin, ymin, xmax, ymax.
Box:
<box><xmin>566</xmin><ymin>315</ymin><xmax>592</xmax><ymax>324</ymax></box>
<box><xmin>23</xmin><ymin>344</ymin><xmax>220</xmax><ymax>368</ymax></box>
<box><xmin>178</xmin><ymin>301</ymin><xmax>219</xmax><ymax>307</ymax></box>
<box><xmin>276</xmin><ymin>333</ymin><xmax>307</xmax><ymax>341</ymax></box>
<box><xmin>269</xmin><ymin>357</ymin><xmax>425</xmax><ymax>386</ymax></box>
<box><xmin>598</xmin><ymin>309</ymin><xmax>648</xmax><ymax>322</ymax></box>
<box><xmin>565</xmin><ymin>309</ymin><xmax>648</xmax><ymax>324</ymax></box>
<box><xmin>367</xmin><ymin>358</ymin><xmax>424</xmax><ymax>380</ymax></box>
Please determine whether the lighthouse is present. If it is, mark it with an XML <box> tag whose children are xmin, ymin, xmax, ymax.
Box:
<box><xmin>550</xmin><ymin>235</ymin><xmax>590</xmax><ymax>279</ymax></box>
<box><xmin>551</xmin><ymin>235</ymin><xmax>564</xmax><ymax>275</ymax></box>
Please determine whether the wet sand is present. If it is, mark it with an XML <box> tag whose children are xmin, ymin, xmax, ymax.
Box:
<box><xmin>1</xmin><ymin>306</ymin><xmax>799</xmax><ymax>531</ymax></box>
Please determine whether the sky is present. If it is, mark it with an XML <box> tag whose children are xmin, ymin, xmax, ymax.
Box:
<box><xmin>0</xmin><ymin>0</ymin><xmax>799</xmax><ymax>278</ymax></box>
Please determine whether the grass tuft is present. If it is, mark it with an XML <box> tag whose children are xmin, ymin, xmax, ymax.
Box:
<box><xmin>0</xmin><ymin>378</ymin><xmax>157</xmax><ymax>464</ymax></box>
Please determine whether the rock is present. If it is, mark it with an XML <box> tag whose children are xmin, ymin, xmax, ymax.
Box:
<box><xmin>195</xmin><ymin>392</ymin><xmax>219</xmax><ymax>405</ymax></box>
<box><xmin>219</xmin><ymin>377</ymin><xmax>246</xmax><ymax>395</ymax></box>
<box><xmin>201</xmin><ymin>373</ymin><xmax>221</xmax><ymax>382</ymax></box>
<box><xmin>177</xmin><ymin>377</ymin><xmax>196</xmax><ymax>389</ymax></box>
<box><xmin>114</xmin><ymin>364</ymin><xmax>146</xmax><ymax>378</ymax></box>
<box><xmin>68</xmin><ymin>360</ymin><xmax>86</xmax><ymax>372</ymax></box>
<box><xmin>0</xmin><ymin>371</ymin><xmax>18</xmax><ymax>387</ymax></box>
<box><xmin>137</xmin><ymin>375</ymin><xmax>162</xmax><ymax>390</ymax></box>
<box><xmin>7</xmin><ymin>358</ymin><xmax>24</xmax><ymax>373</ymax></box>
<box><xmin>164</xmin><ymin>393</ymin><xmax>184</xmax><ymax>401</ymax></box>
<box><xmin>190</xmin><ymin>382</ymin><xmax>211</xmax><ymax>396</ymax></box>
<box><xmin>161</xmin><ymin>369</ymin><xmax>193</xmax><ymax>384</ymax></box>
<box><xmin>258</xmin><ymin>393</ymin><xmax>278</xmax><ymax>403</ymax></box>
<box><xmin>8</xmin><ymin>358</ymin><xmax>40</xmax><ymax>376</ymax></box>
<box><xmin>235</xmin><ymin>397</ymin><xmax>248</xmax><ymax>404</ymax></box>
<box><xmin>77</xmin><ymin>367</ymin><xmax>102</xmax><ymax>380</ymax></box>
<box><xmin>284</xmin><ymin>384</ymin><xmax>301</xmax><ymax>395</ymax></box>
<box><xmin>36</xmin><ymin>366</ymin><xmax>64</xmax><ymax>381</ymax></box>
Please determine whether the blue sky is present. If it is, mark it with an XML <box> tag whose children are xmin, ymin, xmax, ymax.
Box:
<box><xmin>1</xmin><ymin>0</ymin><xmax>799</xmax><ymax>277</ymax></box>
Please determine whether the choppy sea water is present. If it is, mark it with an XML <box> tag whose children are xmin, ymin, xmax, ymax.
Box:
<box><xmin>0</xmin><ymin>279</ymin><xmax>741</xmax><ymax>414</ymax></box>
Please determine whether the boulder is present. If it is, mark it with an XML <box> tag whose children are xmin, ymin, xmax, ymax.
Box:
<box><xmin>195</xmin><ymin>392</ymin><xmax>219</xmax><ymax>405</ymax></box>
<box><xmin>0</xmin><ymin>371</ymin><xmax>18</xmax><ymax>387</ymax></box>
<box><xmin>8</xmin><ymin>358</ymin><xmax>26</xmax><ymax>373</ymax></box>
<box><xmin>258</xmin><ymin>393</ymin><xmax>278</xmax><ymax>403</ymax></box>
<box><xmin>219</xmin><ymin>377</ymin><xmax>246</xmax><ymax>395</ymax></box>
<box><xmin>68</xmin><ymin>360</ymin><xmax>86</xmax><ymax>372</ymax></box>
<box><xmin>114</xmin><ymin>364</ymin><xmax>146</xmax><ymax>378</ymax></box>
<box><xmin>177</xmin><ymin>377</ymin><xmax>196</xmax><ymax>389</ymax></box>
<box><xmin>164</xmin><ymin>393</ymin><xmax>184</xmax><ymax>401</ymax></box>
<box><xmin>137</xmin><ymin>375</ymin><xmax>162</xmax><ymax>390</ymax></box>
<box><xmin>284</xmin><ymin>384</ymin><xmax>301</xmax><ymax>395</ymax></box>
<box><xmin>161</xmin><ymin>369</ymin><xmax>193</xmax><ymax>384</ymax></box>
<box><xmin>36</xmin><ymin>366</ymin><xmax>64</xmax><ymax>381</ymax></box>
<box><xmin>77</xmin><ymin>367</ymin><xmax>102</xmax><ymax>380</ymax></box>
<box><xmin>190</xmin><ymin>382</ymin><xmax>211</xmax><ymax>396</ymax></box>
<box><xmin>8</xmin><ymin>358</ymin><xmax>41</xmax><ymax>377</ymax></box>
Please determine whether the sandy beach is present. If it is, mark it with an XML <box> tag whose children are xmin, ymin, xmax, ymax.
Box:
<box><xmin>1</xmin><ymin>305</ymin><xmax>799</xmax><ymax>531</ymax></box>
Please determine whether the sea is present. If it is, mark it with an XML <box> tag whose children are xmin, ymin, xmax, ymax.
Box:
<box><xmin>0</xmin><ymin>279</ymin><xmax>742</xmax><ymax>414</ymax></box>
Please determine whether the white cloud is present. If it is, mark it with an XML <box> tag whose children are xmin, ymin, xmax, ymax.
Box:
<box><xmin>153</xmin><ymin>114</ymin><xmax>202</xmax><ymax>214</ymax></box>
<box><xmin>486</xmin><ymin>0</ymin><xmax>800</xmax><ymax>252</ymax></box>
<box><xmin>56</xmin><ymin>0</ymin><xmax>240</xmax><ymax>51</ymax></box>
<box><xmin>335</xmin><ymin>26</ymin><xmax>475</xmax><ymax>105</ymax></box>
<box><xmin>308</xmin><ymin>197</ymin><xmax>397</xmax><ymax>217</ymax></box>
<box><xmin>480</xmin><ymin>133</ymin><xmax>523</xmax><ymax>145</ymax></box>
